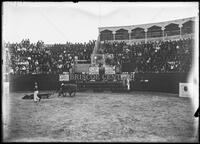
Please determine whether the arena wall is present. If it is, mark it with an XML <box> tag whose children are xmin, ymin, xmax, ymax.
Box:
<box><xmin>132</xmin><ymin>73</ymin><xmax>188</xmax><ymax>93</ymax></box>
<box><xmin>9</xmin><ymin>73</ymin><xmax>189</xmax><ymax>94</ymax></box>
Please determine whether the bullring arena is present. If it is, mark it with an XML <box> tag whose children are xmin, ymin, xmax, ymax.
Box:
<box><xmin>2</xmin><ymin>2</ymin><xmax>199</xmax><ymax>142</ymax></box>
<box><xmin>3</xmin><ymin>90</ymin><xmax>197</xmax><ymax>142</ymax></box>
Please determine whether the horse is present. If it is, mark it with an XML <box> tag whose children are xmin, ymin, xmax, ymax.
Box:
<box><xmin>57</xmin><ymin>84</ymin><xmax>77</xmax><ymax>97</ymax></box>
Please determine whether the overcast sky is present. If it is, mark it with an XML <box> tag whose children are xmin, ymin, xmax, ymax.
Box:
<box><xmin>3</xmin><ymin>2</ymin><xmax>199</xmax><ymax>44</ymax></box>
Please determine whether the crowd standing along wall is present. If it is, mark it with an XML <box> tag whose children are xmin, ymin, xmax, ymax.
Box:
<box><xmin>9</xmin><ymin>73</ymin><xmax>189</xmax><ymax>94</ymax></box>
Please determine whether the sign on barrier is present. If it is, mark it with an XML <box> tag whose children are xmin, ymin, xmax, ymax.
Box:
<box><xmin>105</xmin><ymin>66</ymin><xmax>115</xmax><ymax>74</ymax></box>
<box><xmin>59</xmin><ymin>73</ymin><xmax>69</xmax><ymax>81</ymax></box>
<box><xmin>89</xmin><ymin>66</ymin><xmax>99</xmax><ymax>74</ymax></box>
<box><xmin>179</xmin><ymin>83</ymin><xmax>192</xmax><ymax>98</ymax></box>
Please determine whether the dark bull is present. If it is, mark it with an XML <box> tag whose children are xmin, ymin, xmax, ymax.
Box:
<box><xmin>58</xmin><ymin>84</ymin><xmax>77</xmax><ymax>97</ymax></box>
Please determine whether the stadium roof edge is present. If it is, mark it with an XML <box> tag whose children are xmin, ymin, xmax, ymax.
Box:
<box><xmin>98</xmin><ymin>16</ymin><xmax>196</xmax><ymax>31</ymax></box>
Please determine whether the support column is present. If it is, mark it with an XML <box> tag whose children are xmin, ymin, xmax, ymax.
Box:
<box><xmin>144</xmin><ymin>28</ymin><xmax>148</xmax><ymax>43</ymax></box>
<box><xmin>179</xmin><ymin>24</ymin><xmax>182</xmax><ymax>39</ymax></box>
<box><xmin>161</xmin><ymin>27</ymin><xmax>165</xmax><ymax>41</ymax></box>
<box><xmin>128</xmin><ymin>30</ymin><xmax>132</xmax><ymax>43</ymax></box>
<box><xmin>112</xmin><ymin>31</ymin><xmax>116</xmax><ymax>41</ymax></box>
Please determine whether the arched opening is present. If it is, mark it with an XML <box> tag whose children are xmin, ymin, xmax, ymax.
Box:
<box><xmin>131</xmin><ymin>28</ymin><xmax>145</xmax><ymax>39</ymax></box>
<box><xmin>182</xmin><ymin>20</ymin><xmax>195</xmax><ymax>34</ymax></box>
<box><xmin>164</xmin><ymin>23</ymin><xmax>180</xmax><ymax>36</ymax></box>
<box><xmin>147</xmin><ymin>25</ymin><xmax>162</xmax><ymax>38</ymax></box>
<box><xmin>115</xmin><ymin>29</ymin><xmax>129</xmax><ymax>40</ymax></box>
<box><xmin>100</xmin><ymin>30</ymin><xmax>113</xmax><ymax>41</ymax></box>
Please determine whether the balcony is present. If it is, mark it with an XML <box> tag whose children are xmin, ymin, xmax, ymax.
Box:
<box><xmin>101</xmin><ymin>33</ymin><xmax>194</xmax><ymax>44</ymax></box>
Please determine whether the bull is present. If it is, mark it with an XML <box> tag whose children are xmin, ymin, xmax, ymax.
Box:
<box><xmin>57</xmin><ymin>83</ymin><xmax>77</xmax><ymax>97</ymax></box>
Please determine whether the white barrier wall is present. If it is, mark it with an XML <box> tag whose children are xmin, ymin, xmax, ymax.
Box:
<box><xmin>3</xmin><ymin>82</ymin><xmax>10</xmax><ymax>139</ymax></box>
<box><xmin>179</xmin><ymin>83</ymin><xmax>193</xmax><ymax>98</ymax></box>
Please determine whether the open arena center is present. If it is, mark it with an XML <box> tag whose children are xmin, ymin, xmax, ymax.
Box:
<box><xmin>3</xmin><ymin>15</ymin><xmax>199</xmax><ymax>142</ymax></box>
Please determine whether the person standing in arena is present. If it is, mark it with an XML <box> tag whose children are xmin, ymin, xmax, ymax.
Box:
<box><xmin>60</xmin><ymin>83</ymin><xmax>65</xmax><ymax>97</ymax></box>
<box><xmin>34</xmin><ymin>82</ymin><xmax>40</xmax><ymax>103</ymax></box>
<box><xmin>99</xmin><ymin>63</ymin><xmax>105</xmax><ymax>81</ymax></box>
<box><xmin>126</xmin><ymin>75</ymin><xmax>130</xmax><ymax>92</ymax></box>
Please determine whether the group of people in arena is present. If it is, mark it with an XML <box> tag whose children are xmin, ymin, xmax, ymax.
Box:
<box><xmin>7</xmin><ymin>37</ymin><xmax>193</xmax><ymax>75</ymax></box>
<box><xmin>8</xmin><ymin>39</ymin><xmax>95</xmax><ymax>74</ymax></box>
<box><xmin>99</xmin><ymin>38</ymin><xmax>193</xmax><ymax>73</ymax></box>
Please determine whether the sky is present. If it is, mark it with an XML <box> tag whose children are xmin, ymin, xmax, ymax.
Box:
<box><xmin>2</xmin><ymin>2</ymin><xmax>199</xmax><ymax>44</ymax></box>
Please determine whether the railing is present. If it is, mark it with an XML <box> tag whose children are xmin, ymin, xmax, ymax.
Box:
<box><xmin>146</xmin><ymin>37</ymin><xmax>163</xmax><ymax>42</ymax></box>
<box><xmin>181</xmin><ymin>33</ymin><xmax>194</xmax><ymax>39</ymax></box>
<box><xmin>102</xmin><ymin>33</ymin><xmax>194</xmax><ymax>44</ymax></box>
<box><xmin>163</xmin><ymin>35</ymin><xmax>180</xmax><ymax>41</ymax></box>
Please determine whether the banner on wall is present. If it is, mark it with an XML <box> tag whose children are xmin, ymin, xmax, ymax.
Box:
<box><xmin>89</xmin><ymin>66</ymin><xmax>99</xmax><ymax>74</ymax></box>
<box><xmin>105</xmin><ymin>66</ymin><xmax>115</xmax><ymax>74</ymax></box>
<box><xmin>179</xmin><ymin>83</ymin><xmax>193</xmax><ymax>98</ymax></box>
<box><xmin>59</xmin><ymin>73</ymin><xmax>69</xmax><ymax>81</ymax></box>
<box><xmin>17</xmin><ymin>61</ymin><xmax>29</xmax><ymax>65</ymax></box>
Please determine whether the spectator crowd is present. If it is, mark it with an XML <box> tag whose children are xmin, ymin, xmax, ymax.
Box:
<box><xmin>8</xmin><ymin>39</ymin><xmax>95</xmax><ymax>74</ymax></box>
<box><xmin>6</xmin><ymin>37</ymin><xmax>193</xmax><ymax>75</ymax></box>
<box><xmin>99</xmin><ymin>38</ymin><xmax>193</xmax><ymax>73</ymax></box>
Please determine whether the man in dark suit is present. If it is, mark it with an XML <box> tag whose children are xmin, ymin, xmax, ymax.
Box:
<box><xmin>99</xmin><ymin>63</ymin><xmax>105</xmax><ymax>81</ymax></box>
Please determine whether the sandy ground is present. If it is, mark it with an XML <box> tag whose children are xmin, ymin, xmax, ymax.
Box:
<box><xmin>3</xmin><ymin>91</ymin><xmax>199</xmax><ymax>142</ymax></box>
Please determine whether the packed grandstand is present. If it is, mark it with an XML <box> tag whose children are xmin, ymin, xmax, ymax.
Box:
<box><xmin>5</xmin><ymin>17</ymin><xmax>194</xmax><ymax>76</ymax></box>
<box><xmin>6</xmin><ymin>40</ymin><xmax>95</xmax><ymax>75</ymax></box>
<box><xmin>6</xmin><ymin>37</ymin><xmax>193</xmax><ymax>75</ymax></box>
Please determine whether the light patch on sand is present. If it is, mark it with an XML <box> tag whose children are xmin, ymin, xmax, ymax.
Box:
<box><xmin>187</xmin><ymin>15</ymin><xmax>199</xmax><ymax>139</ymax></box>
<box><xmin>3</xmin><ymin>82</ymin><xmax>11</xmax><ymax>140</ymax></box>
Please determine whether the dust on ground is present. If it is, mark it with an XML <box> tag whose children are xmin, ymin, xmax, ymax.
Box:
<box><xmin>3</xmin><ymin>91</ymin><xmax>198</xmax><ymax>142</ymax></box>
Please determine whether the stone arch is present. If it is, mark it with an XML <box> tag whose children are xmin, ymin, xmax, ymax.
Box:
<box><xmin>182</xmin><ymin>20</ymin><xmax>195</xmax><ymax>34</ymax></box>
<box><xmin>100</xmin><ymin>30</ymin><xmax>113</xmax><ymax>41</ymax></box>
<box><xmin>164</xmin><ymin>23</ymin><xmax>180</xmax><ymax>36</ymax></box>
<box><xmin>147</xmin><ymin>25</ymin><xmax>162</xmax><ymax>38</ymax></box>
<box><xmin>131</xmin><ymin>27</ymin><xmax>145</xmax><ymax>39</ymax></box>
<box><xmin>115</xmin><ymin>29</ymin><xmax>129</xmax><ymax>40</ymax></box>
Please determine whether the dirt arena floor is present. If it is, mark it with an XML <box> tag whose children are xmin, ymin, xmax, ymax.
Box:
<box><xmin>3</xmin><ymin>91</ymin><xmax>199</xmax><ymax>142</ymax></box>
